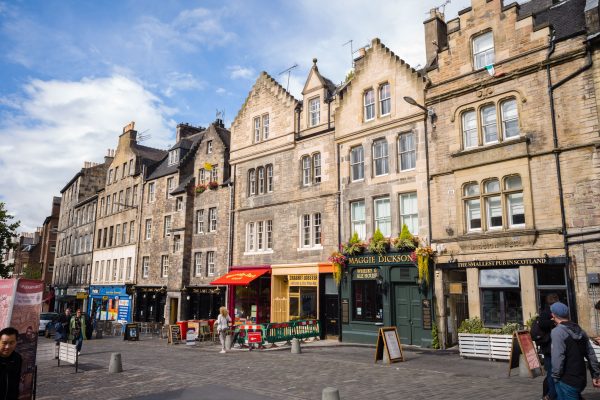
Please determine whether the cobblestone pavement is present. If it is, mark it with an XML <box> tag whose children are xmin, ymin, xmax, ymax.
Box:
<box><xmin>35</xmin><ymin>336</ymin><xmax>600</xmax><ymax>400</ymax></box>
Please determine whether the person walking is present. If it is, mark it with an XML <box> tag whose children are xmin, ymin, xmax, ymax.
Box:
<box><xmin>0</xmin><ymin>327</ymin><xmax>22</xmax><ymax>400</ymax></box>
<box><xmin>58</xmin><ymin>308</ymin><xmax>72</xmax><ymax>343</ymax></box>
<box><xmin>550</xmin><ymin>302</ymin><xmax>600</xmax><ymax>400</ymax></box>
<box><xmin>537</xmin><ymin>293</ymin><xmax>559</xmax><ymax>400</ymax></box>
<box><xmin>216</xmin><ymin>306</ymin><xmax>231</xmax><ymax>354</ymax></box>
<box><xmin>69</xmin><ymin>309</ymin><xmax>87</xmax><ymax>355</ymax></box>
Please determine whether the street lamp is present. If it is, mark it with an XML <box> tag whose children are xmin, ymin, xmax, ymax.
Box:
<box><xmin>403</xmin><ymin>96</ymin><xmax>436</xmax><ymax>124</ymax></box>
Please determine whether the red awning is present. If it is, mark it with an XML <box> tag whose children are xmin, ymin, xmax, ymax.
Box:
<box><xmin>210</xmin><ymin>269</ymin><xmax>270</xmax><ymax>286</ymax></box>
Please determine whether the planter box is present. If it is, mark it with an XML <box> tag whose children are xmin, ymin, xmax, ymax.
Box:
<box><xmin>458</xmin><ymin>333</ymin><xmax>512</xmax><ymax>361</ymax></box>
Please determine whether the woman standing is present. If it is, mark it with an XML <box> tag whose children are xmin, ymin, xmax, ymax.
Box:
<box><xmin>216</xmin><ymin>307</ymin><xmax>231</xmax><ymax>354</ymax></box>
<box><xmin>68</xmin><ymin>309</ymin><xmax>86</xmax><ymax>355</ymax></box>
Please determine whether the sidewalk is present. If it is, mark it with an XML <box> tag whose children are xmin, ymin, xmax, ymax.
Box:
<box><xmin>34</xmin><ymin>336</ymin><xmax>600</xmax><ymax>400</ymax></box>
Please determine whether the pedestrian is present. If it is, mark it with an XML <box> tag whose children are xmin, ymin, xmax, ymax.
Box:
<box><xmin>0</xmin><ymin>327</ymin><xmax>22</xmax><ymax>400</ymax></box>
<box><xmin>536</xmin><ymin>293</ymin><xmax>559</xmax><ymax>400</ymax></box>
<box><xmin>58</xmin><ymin>308</ymin><xmax>72</xmax><ymax>343</ymax></box>
<box><xmin>550</xmin><ymin>301</ymin><xmax>600</xmax><ymax>399</ymax></box>
<box><xmin>69</xmin><ymin>309</ymin><xmax>87</xmax><ymax>355</ymax></box>
<box><xmin>591</xmin><ymin>300</ymin><xmax>600</xmax><ymax>346</ymax></box>
<box><xmin>216</xmin><ymin>306</ymin><xmax>231</xmax><ymax>354</ymax></box>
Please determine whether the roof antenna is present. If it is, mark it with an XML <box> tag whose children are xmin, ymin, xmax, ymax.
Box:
<box><xmin>278</xmin><ymin>64</ymin><xmax>298</xmax><ymax>91</ymax></box>
<box><xmin>342</xmin><ymin>39</ymin><xmax>354</xmax><ymax>68</ymax></box>
<box><xmin>137</xmin><ymin>129</ymin><xmax>151</xmax><ymax>142</ymax></box>
<box><xmin>433</xmin><ymin>0</ymin><xmax>451</xmax><ymax>15</ymax></box>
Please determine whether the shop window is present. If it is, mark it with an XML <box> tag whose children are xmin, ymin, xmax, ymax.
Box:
<box><xmin>351</xmin><ymin>200</ymin><xmax>366</xmax><ymax>240</ymax></box>
<box><xmin>352</xmin><ymin>280</ymin><xmax>383</xmax><ymax>322</ymax></box>
<box><xmin>350</xmin><ymin>146</ymin><xmax>364</xmax><ymax>181</ymax></box>
<box><xmin>289</xmin><ymin>286</ymin><xmax>318</xmax><ymax>320</ymax></box>
<box><xmin>536</xmin><ymin>266</ymin><xmax>569</xmax><ymax>316</ymax></box>
<box><xmin>480</xmin><ymin>268</ymin><xmax>522</xmax><ymax>326</ymax></box>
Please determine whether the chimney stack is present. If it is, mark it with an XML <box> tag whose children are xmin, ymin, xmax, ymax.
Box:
<box><xmin>424</xmin><ymin>8</ymin><xmax>448</xmax><ymax>69</ymax></box>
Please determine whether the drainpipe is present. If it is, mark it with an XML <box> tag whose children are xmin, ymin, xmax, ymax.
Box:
<box><xmin>336</xmin><ymin>142</ymin><xmax>343</xmax><ymax>342</ymax></box>
<box><xmin>226</xmin><ymin>165</ymin><xmax>236</xmax><ymax>312</ymax></box>
<box><xmin>546</xmin><ymin>32</ymin><xmax>592</xmax><ymax>323</ymax></box>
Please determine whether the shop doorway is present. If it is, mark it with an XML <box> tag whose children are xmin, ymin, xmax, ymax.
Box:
<box><xmin>394</xmin><ymin>284</ymin><xmax>424</xmax><ymax>345</ymax></box>
<box><xmin>169</xmin><ymin>298</ymin><xmax>179</xmax><ymax>324</ymax></box>
<box><xmin>323</xmin><ymin>295</ymin><xmax>339</xmax><ymax>338</ymax></box>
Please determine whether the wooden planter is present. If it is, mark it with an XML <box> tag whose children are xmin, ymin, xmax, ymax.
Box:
<box><xmin>458</xmin><ymin>333</ymin><xmax>512</xmax><ymax>361</ymax></box>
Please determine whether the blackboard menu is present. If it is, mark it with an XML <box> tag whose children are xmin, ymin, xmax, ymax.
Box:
<box><xmin>168</xmin><ymin>324</ymin><xmax>181</xmax><ymax>344</ymax></box>
<box><xmin>341</xmin><ymin>299</ymin><xmax>349</xmax><ymax>324</ymax></box>
<box><xmin>422</xmin><ymin>299</ymin><xmax>432</xmax><ymax>330</ymax></box>
<box><xmin>124</xmin><ymin>323</ymin><xmax>140</xmax><ymax>341</ymax></box>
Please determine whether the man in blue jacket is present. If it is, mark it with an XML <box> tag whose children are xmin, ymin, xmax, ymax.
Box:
<box><xmin>551</xmin><ymin>302</ymin><xmax>600</xmax><ymax>399</ymax></box>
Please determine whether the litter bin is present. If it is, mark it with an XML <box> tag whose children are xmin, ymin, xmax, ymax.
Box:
<box><xmin>176</xmin><ymin>321</ymin><xmax>189</xmax><ymax>340</ymax></box>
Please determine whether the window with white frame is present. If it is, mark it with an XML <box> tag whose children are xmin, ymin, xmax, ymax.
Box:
<box><xmin>207</xmin><ymin>140</ymin><xmax>213</xmax><ymax>154</ymax></box>
<box><xmin>399</xmin><ymin>193</ymin><xmax>418</xmax><ymax>235</ymax></box>
<box><xmin>196</xmin><ymin>209</ymin><xmax>204</xmax><ymax>234</ymax></box>
<box><xmin>161</xmin><ymin>255</ymin><xmax>169</xmax><ymax>277</ymax></box>
<box><xmin>173</xmin><ymin>235</ymin><xmax>181</xmax><ymax>252</ymax></box>
<box><xmin>126</xmin><ymin>258</ymin><xmax>132</xmax><ymax>281</ymax></box>
<box><xmin>248</xmin><ymin>169</ymin><xmax>256</xmax><ymax>195</ymax></box>
<box><xmin>364</xmin><ymin>89</ymin><xmax>375</xmax><ymax>121</ymax></box>
<box><xmin>164</xmin><ymin>215</ymin><xmax>171</xmax><ymax>237</ymax></box>
<box><xmin>121</xmin><ymin>222</ymin><xmax>127</xmax><ymax>245</ymax></box>
<box><xmin>462</xmin><ymin>110</ymin><xmax>478</xmax><ymax>149</ymax></box>
<box><xmin>263</xmin><ymin>114</ymin><xmax>270</xmax><ymax>139</ymax></box>
<box><xmin>166</xmin><ymin>177</ymin><xmax>174</xmax><ymax>198</ymax></box>
<box><xmin>379</xmin><ymin>83</ymin><xmax>391</xmax><ymax>116</ymax></box>
<box><xmin>94</xmin><ymin>261</ymin><xmax>99</xmax><ymax>282</ymax></box>
<box><xmin>481</xmin><ymin>104</ymin><xmax>498</xmax><ymax>144</ymax></box>
<box><xmin>208</xmin><ymin>207</ymin><xmax>217</xmax><ymax>232</ymax></box>
<box><xmin>254</xmin><ymin>117</ymin><xmax>261</xmax><ymax>142</ymax></box>
<box><xmin>194</xmin><ymin>252</ymin><xmax>202</xmax><ymax>276</ymax></box>
<box><xmin>119</xmin><ymin>258</ymin><xmax>124</xmax><ymax>281</ymax></box>
<box><xmin>210</xmin><ymin>165</ymin><xmax>218</xmax><ymax>182</ymax></box>
<box><xmin>312</xmin><ymin>153</ymin><xmax>321</xmax><ymax>183</ymax></box>
<box><xmin>129</xmin><ymin>221</ymin><xmax>135</xmax><ymax>243</ymax></box>
<box><xmin>125</xmin><ymin>187</ymin><xmax>131</xmax><ymax>206</ymax></box>
<box><xmin>145</xmin><ymin>219</ymin><xmax>152</xmax><ymax>240</ymax></box>
<box><xmin>309</xmin><ymin>97</ymin><xmax>320</xmax><ymax>127</ymax></box>
<box><xmin>267</xmin><ymin>220</ymin><xmax>273</xmax><ymax>249</ymax></box>
<box><xmin>398</xmin><ymin>132</ymin><xmax>416</xmax><ymax>171</ymax></box>
<box><xmin>247</xmin><ymin>222</ymin><xmax>255</xmax><ymax>251</ymax></box>
<box><xmin>207</xmin><ymin>251</ymin><xmax>215</xmax><ymax>275</ymax></box>
<box><xmin>350</xmin><ymin>200</ymin><xmax>366</xmax><ymax>240</ymax></box>
<box><xmin>484</xmin><ymin>179</ymin><xmax>502</xmax><ymax>230</ymax></box>
<box><xmin>373</xmin><ymin>139</ymin><xmax>389</xmax><ymax>176</ymax></box>
<box><xmin>148</xmin><ymin>182</ymin><xmax>156</xmax><ymax>203</ymax></box>
<box><xmin>133</xmin><ymin>185</ymin><xmax>139</xmax><ymax>205</ymax></box>
<box><xmin>246</xmin><ymin>220</ymin><xmax>273</xmax><ymax>252</ymax></box>
<box><xmin>463</xmin><ymin>183</ymin><xmax>481</xmax><ymax>231</ymax></box>
<box><xmin>505</xmin><ymin>175</ymin><xmax>525</xmax><ymax>227</ymax></box>
<box><xmin>501</xmin><ymin>99</ymin><xmax>519</xmax><ymax>139</ymax></box>
<box><xmin>301</xmin><ymin>213</ymin><xmax>322</xmax><ymax>248</ymax></box>
<box><xmin>350</xmin><ymin>146</ymin><xmax>364</xmax><ymax>181</ymax></box>
<box><xmin>301</xmin><ymin>154</ymin><xmax>321</xmax><ymax>186</ymax></box>
<box><xmin>114</xmin><ymin>167</ymin><xmax>119</xmax><ymax>182</ymax></box>
<box><xmin>266</xmin><ymin>164</ymin><xmax>273</xmax><ymax>192</ymax></box>
<box><xmin>198</xmin><ymin>168</ymin><xmax>207</xmax><ymax>185</ymax></box>
<box><xmin>258</xmin><ymin>167</ymin><xmax>265</xmax><ymax>194</ymax></box>
<box><xmin>112</xmin><ymin>259</ymin><xmax>118</xmax><ymax>281</ymax></box>
<box><xmin>302</xmin><ymin>156</ymin><xmax>311</xmax><ymax>186</ymax></box>
<box><xmin>115</xmin><ymin>225</ymin><xmax>121</xmax><ymax>246</ymax></box>
<box><xmin>374</xmin><ymin>197</ymin><xmax>391</xmax><ymax>236</ymax></box>
<box><xmin>142</xmin><ymin>256</ymin><xmax>149</xmax><ymax>278</ymax></box>
<box><xmin>473</xmin><ymin>31</ymin><xmax>495</xmax><ymax>70</ymax></box>
<box><xmin>168</xmin><ymin>149</ymin><xmax>179</xmax><ymax>166</ymax></box>
<box><xmin>175</xmin><ymin>196</ymin><xmax>183</xmax><ymax>211</ymax></box>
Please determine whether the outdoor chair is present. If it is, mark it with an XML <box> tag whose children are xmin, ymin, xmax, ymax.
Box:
<box><xmin>198</xmin><ymin>320</ymin><xmax>211</xmax><ymax>342</ymax></box>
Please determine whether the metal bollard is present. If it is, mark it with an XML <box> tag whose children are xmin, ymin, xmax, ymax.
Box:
<box><xmin>322</xmin><ymin>387</ymin><xmax>340</xmax><ymax>400</ymax></box>
<box><xmin>108</xmin><ymin>352</ymin><xmax>123</xmax><ymax>373</ymax></box>
<box><xmin>291</xmin><ymin>338</ymin><xmax>301</xmax><ymax>354</ymax></box>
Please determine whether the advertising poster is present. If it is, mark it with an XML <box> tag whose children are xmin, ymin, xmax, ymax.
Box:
<box><xmin>117</xmin><ymin>299</ymin><xmax>130</xmax><ymax>323</ymax></box>
<box><xmin>0</xmin><ymin>279</ymin><xmax>17</xmax><ymax>329</ymax></box>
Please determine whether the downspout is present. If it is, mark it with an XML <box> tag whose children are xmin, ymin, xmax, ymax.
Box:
<box><xmin>336</xmin><ymin>142</ymin><xmax>343</xmax><ymax>342</ymax></box>
<box><xmin>226</xmin><ymin>164</ymin><xmax>236</xmax><ymax>312</ymax></box>
<box><xmin>546</xmin><ymin>32</ymin><xmax>593</xmax><ymax>323</ymax></box>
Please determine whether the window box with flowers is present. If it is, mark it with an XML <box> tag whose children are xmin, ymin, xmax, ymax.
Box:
<box><xmin>195</xmin><ymin>184</ymin><xmax>207</xmax><ymax>195</ymax></box>
<box><xmin>208</xmin><ymin>181</ymin><xmax>219</xmax><ymax>190</ymax></box>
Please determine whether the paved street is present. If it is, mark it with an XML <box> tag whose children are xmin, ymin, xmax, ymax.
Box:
<box><xmin>35</xmin><ymin>336</ymin><xmax>600</xmax><ymax>400</ymax></box>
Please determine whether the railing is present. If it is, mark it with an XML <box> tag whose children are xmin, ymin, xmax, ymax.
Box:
<box><xmin>233</xmin><ymin>319</ymin><xmax>320</xmax><ymax>348</ymax></box>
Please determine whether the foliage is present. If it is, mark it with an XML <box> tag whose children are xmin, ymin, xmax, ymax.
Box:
<box><xmin>22</xmin><ymin>263</ymin><xmax>42</xmax><ymax>280</ymax></box>
<box><xmin>392</xmin><ymin>224</ymin><xmax>417</xmax><ymax>251</ymax></box>
<box><xmin>195</xmin><ymin>184</ymin><xmax>207</xmax><ymax>194</ymax></box>
<box><xmin>342</xmin><ymin>232</ymin><xmax>364</xmax><ymax>255</ymax></box>
<box><xmin>0</xmin><ymin>202</ymin><xmax>20</xmax><ymax>278</ymax></box>
<box><xmin>415</xmin><ymin>245</ymin><xmax>435</xmax><ymax>289</ymax></box>
<box><xmin>208</xmin><ymin>181</ymin><xmax>219</xmax><ymax>190</ymax></box>
<box><xmin>432</xmin><ymin>322</ymin><xmax>440</xmax><ymax>349</ymax></box>
<box><xmin>368</xmin><ymin>229</ymin><xmax>388</xmax><ymax>255</ymax></box>
<box><xmin>328</xmin><ymin>251</ymin><xmax>347</xmax><ymax>286</ymax></box>
<box><xmin>458</xmin><ymin>317</ymin><xmax>521</xmax><ymax>335</ymax></box>
<box><xmin>525</xmin><ymin>315</ymin><xmax>537</xmax><ymax>330</ymax></box>
<box><xmin>344</xmin><ymin>69</ymin><xmax>355</xmax><ymax>83</ymax></box>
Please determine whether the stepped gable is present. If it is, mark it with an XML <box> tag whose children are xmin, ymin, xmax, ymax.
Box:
<box><xmin>338</xmin><ymin>37</ymin><xmax>428</xmax><ymax>100</ymax></box>
<box><xmin>232</xmin><ymin>71</ymin><xmax>299</xmax><ymax>127</ymax></box>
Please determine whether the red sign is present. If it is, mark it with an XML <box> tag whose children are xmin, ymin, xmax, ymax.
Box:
<box><xmin>210</xmin><ymin>268</ymin><xmax>270</xmax><ymax>285</ymax></box>
<box><xmin>248</xmin><ymin>332</ymin><xmax>262</xmax><ymax>343</ymax></box>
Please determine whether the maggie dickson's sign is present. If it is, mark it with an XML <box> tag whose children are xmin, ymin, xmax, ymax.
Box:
<box><xmin>347</xmin><ymin>253</ymin><xmax>415</xmax><ymax>266</ymax></box>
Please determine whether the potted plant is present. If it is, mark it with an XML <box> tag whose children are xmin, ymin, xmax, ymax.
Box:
<box><xmin>341</xmin><ymin>232</ymin><xmax>365</xmax><ymax>256</ymax></box>
<box><xmin>457</xmin><ymin>317</ymin><xmax>519</xmax><ymax>360</ymax></box>
<box><xmin>208</xmin><ymin>181</ymin><xmax>219</xmax><ymax>190</ymax></box>
<box><xmin>328</xmin><ymin>251</ymin><xmax>347</xmax><ymax>286</ymax></box>
<box><xmin>391</xmin><ymin>224</ymin><xmax>417</xmax><ymax>252</ymax></box>
<box><xmin>368</xmin><ymin>229</ymin><xmax>389</xmax><ymax>255</ymax></box>
<box><xmin>195</xmin><ymin>184</ymin><xmax>207</xmax><ymax>194</ymax></box>
<box><xmin>414</xmin><ymin>244</ymin><xmax>435</xmax><ymax>291</ymax></box>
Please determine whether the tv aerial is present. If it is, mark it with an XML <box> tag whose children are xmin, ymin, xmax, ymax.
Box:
<box><xmin>278</xmin><ymin>64</ymin><xmax>298</xmax><ymax>91</ymax></box>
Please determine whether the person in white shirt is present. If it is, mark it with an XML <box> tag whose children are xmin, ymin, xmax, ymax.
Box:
<box><xmin>216</xmin><ymin>307</ymin><xmax>231</xmax><ymax>353</ymax></box>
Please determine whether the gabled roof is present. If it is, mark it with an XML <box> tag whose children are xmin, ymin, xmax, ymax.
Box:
<box><xmin>301</xmin><ymin>58</ymin><xmax>338</xmax><ymax>97</ymax></box>
<box><xmin>232</xmin><ymin>71</ymin><xmax>299</xmax><ymax>126</ymax></box>
<box><xmin>147</xmin><ymin>133</ymin><xmax>201</xmax><ymax>181</ymax></box>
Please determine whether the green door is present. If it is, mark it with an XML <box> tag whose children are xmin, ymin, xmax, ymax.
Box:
<box><xmin>394</xmin><ymin>284</ymin><xmax>424</xmax><ymax>346</ymax></box>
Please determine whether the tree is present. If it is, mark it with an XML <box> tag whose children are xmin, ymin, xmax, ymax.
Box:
<box><xmin>0</xmin><ymin>202</ymin><xmax>20</xmax><ymax>278</ymax></box>
<box><xmin>22</xmin><ymin>262</ymin><xmax>42</xmax><ymax>280</ymax></box>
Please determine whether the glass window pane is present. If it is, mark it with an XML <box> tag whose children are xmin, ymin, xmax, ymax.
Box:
<box><xmin>501</xmin><ymin>99</ymin><xmax>519</xmax><ymax>139</ymax></box>
<box><xmin>481</xmin><ymin>290</ymin><xmax>502</xmax><ymax>326</ymax></box>
<box><xmin>464</xmin><ymin>183</ymin><xmax>480</xmax><ymax>196</ymax></box>
<box><xmin>508</xmin><ymin>193</ymin><xmax>525</xmax><ymax>226</ymax></box>
<box><xmin>374</xmin><ymin>197</ymin><xmax>391</xmax><ymax>236</ymax></box>
<box><xmin>480</xmin><ymin>268</ymin><xmax>520</xmax><ymax>287</ymax></box>
<box><xmin>505</xmin><ymin>175</ymin><xmax>522</xmax><ymax>190</ymax></box>
<box><xmin>536</xmin><ymin>267</ymin><xmax>567</xmax><ymax>286</ymax></box>
<box><xmin>481</xmin><ymin>105</ymin><xmax>498</xmax><ymax>143</ymax></box>
<box><xmin>484</xmin><ymin>179</ymin><xmax>500</xmax><ymax>193</ymax></box>
<box><xmin>486</xmin><ymin>196</ymin><xmax>502</xmax><ymax>228</ymax></box>
<box><xmin>466</xmin><ymin>199</ymin><xmax>481</xmax><ymax>230</ymax></box>
<box><xmin>462</xmin><ymin>111</ymin><xmax>478</xmax><ymax>148</ymax></box>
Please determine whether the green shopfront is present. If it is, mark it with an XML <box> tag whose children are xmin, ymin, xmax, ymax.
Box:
<box><xmin>341</xmin><ymin>253</ymin><xmax>434</xmax><ymax>347</ymax></box>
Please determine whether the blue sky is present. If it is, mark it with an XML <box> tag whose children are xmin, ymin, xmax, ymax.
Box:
<box><xmin>0</xmin><ymin>0</ymin><xmax>482</xmax><ymax>231</ymax></box>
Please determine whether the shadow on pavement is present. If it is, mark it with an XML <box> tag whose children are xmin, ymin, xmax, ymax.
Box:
<box><xmin>130</xmin><ymin>384</ymin><xmax>276</xmax><ymax>400</ymax></box>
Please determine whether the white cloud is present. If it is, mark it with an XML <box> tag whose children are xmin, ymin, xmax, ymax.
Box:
<box><xmin>228</xmin><ymin>65</ymin><xmax>255</xmax><ymax>80</ymax></box>
<box><xmin>215</xmin><ymin>87</ymin><xmax>227</xmax><ymax>95</ymax></box>
<box><xmin>163</xmin><ymin>72</ymin><xmax>206</xmax><ymax>97</ymax></box>
<box><xmin>0</xmin><ymin>75</ymin><xmax>176</xmax><ymax>231</ymax></box>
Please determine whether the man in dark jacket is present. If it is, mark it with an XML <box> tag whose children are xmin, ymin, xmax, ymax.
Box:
<box><xmin>57</xmin><ymin>308</ymin><xmax>72</xmax><ymax>343</ymax></box>
<box><xmin>551</xmin><ymin>302</ymin><xmax>600</xmax><ymax>399</ymax></box>
<box><xmin>538</xmin><ymin>293</ymin><xmax>559</xmax><ymax>400</ymax></box>
<box><xmin>0</xmin><ymin>327</ymin><xmax>22</xmax><ymax>400</ymax></box>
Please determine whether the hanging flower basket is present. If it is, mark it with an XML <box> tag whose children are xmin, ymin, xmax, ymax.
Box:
<box><xmin>195</xmin><ymin>184</ymin><xmax>207</xmax><ymax>194</ymax></box>
<box><xmin>208</xmin><ymin>181</ymin><xmax>219</xmax><ymax>190</ymax></box>
<box><xmin>413</xmin><ymin>245</ymin><xmax>435</xmax><ymax>292</ymax></box>
<box><xmin>328</xmin><ymin>251</ymin><xmax>347</xmax><ymax>286</ymax></box>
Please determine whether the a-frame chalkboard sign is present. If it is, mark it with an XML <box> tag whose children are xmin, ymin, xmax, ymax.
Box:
<box><xmin>508</xmin><ymin>330</ymin><xmax>543</xmax><ymax>377</ymax></box>
<box><xmin>167</xmin><ymin>324</ymin><xmax>181</xmax><ymax>344</ymax></box>
<box><xmin>375</xmin><ymin>327</ymin><xmax>404</xmax><ymax>364</ymax></box>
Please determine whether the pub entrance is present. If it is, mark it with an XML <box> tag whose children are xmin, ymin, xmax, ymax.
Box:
<box><xmin>394</xmin><ymin>283</ymin><xmax>424</xmax><ymax>345</ymax></box>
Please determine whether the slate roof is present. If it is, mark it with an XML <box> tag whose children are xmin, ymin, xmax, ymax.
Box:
<box><xmin>146</xmin><ymin>133</ymin><xmax>201</xmax><ymax>181</ymax></box>
<box><xmin>528</xmin><ymin>0</ymin><xmax>587</xmax><ymax>40</ymax></box>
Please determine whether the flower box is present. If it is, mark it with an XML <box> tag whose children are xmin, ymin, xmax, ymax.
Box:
<box><xmin>458</xmin><ymin>333</ymin><xmax>512</xmax><ymax>361</ymax></box>
<box><xmin>195</xmin><ymin>184</ymin><xmax>207</xmax><ymax>194</ymax></box>
<box><xmin>208</xmin><ymin>181</ymin><xmax>219</xmax><ymax>190</ymax></box>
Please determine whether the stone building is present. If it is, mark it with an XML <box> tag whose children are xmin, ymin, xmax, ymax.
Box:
<box><xmin>423</xmin><ymin>0</ymin><xmax>600</xmax><ymax>345</ymax></box>
<box><xmin>54</xmin><ymin>159</ymin><xmax>110</xmax><ymax>313</ymax></box>
<box><xmin>135</xmin><ymin>120</ymin><xmax>230</xmax><ymax>324</ymax></box>
<box><xmin>38</xmin><ymin>196</ymin><xmax>61</xmax><ymax>311</ymax></box>
<box><xmin>12</xmin><ymin>232</ymin><xmax>39</xmax><ymax>277</ymax></box>
<box><xmin>335</xmin><ymin>39</ymin><xmax>430</xmax><ymax>346</ymax></box>
<box><xmin>223</xmin><ymin>62</ymin><xmax>339</xmax><ymax>335</ymax></box>
<box><xmin>90</xmin><ymin>122</ymin><xmax>166</xmax><ymax>322</ymax></box>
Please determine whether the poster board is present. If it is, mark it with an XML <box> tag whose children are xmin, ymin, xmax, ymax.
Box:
<box><xmin>508</xmin><ymin>330</ymin><xmax>543</xmax><ymax>377</ymax></box>
<box><xmin>187</xmin><ymin>321</ymin><xmax>200</xmax><ymax>336</ymax></box>
<box><xmin>375</xmin><ymin>327</ymin><xmax>404</xmax><ymax>364</ymax></box>
<box><xmin>124</xmin><ymin>323</ymin><xmax>140</xmax><ymax>341</ymax></box>
<box><xmin>167</xmin><ymin>324</ymin><xmax>181</xmax><ymax>344</ymax></box>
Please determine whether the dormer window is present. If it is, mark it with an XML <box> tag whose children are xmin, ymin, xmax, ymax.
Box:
<box><xmin>168</xmin><ymin>149</ymin><xmax>179</xmax><ymax>166</ymax></box>
<box><xmin>473</xmin><ymin>31</ymin><xmax>495</xmax><ymax>70</ymax></box>
<box><xmin>309</xmin><ymin>97</ymin><xmax>320</xmax><ymax>127</ymax></box>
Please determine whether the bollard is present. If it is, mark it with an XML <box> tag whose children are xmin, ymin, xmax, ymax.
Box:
<box><xmin>108</xmin><ymin>352</ymin><xmax>123</xmax><ymax>373</ymax></box>
<box><xmin>225</xmin><ymin>334</ymin><xmax>233</xmax><ymax>350</ymax></box>
<box><xmin>322</xmin><ymin>387</ymin><xmax>340</xmax><ymax>400</ymax></box>
<box><xmin>291</xmin><ymin>338</ymin><xmax>301</xmax><ymax>354</ymax></box>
